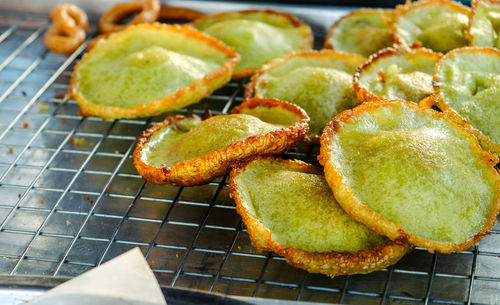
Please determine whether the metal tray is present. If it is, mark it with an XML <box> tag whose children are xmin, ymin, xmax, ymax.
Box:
<box><xmin>0</xmin><ymin>275</ymin><xmax>253</xmax><ymax>305</ymax></box>
<box><xmin>0</xmin><ymin>1</ymin><xmax>499</xmax><ymax>304</ymax></box>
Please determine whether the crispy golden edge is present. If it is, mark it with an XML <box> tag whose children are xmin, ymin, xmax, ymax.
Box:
<box><xmin>133</xmin><ymin>98</ymin><xmax>310</xmax><ymax>186</ymax></box>
<box><xmin>229</xmin><ymin>156</ymin><xmax>412</xmax><ymax>277</ymax></box>
<box><xmin>393</xmin><ymin>0</ymin><xmax>472</xmax><ymax>48</ymax></box>
<box><xmin>157</xmin><ymin>5</ymin><xmax>204</xmax><ymax>23</ymax></box>
<box><xmin>190</xmin><ymin>9</ymin><xmax>313</xmax><ymax>79</ymax></box>
<box><xmin>432</xmin><ymin>46</ymin><xmax>500</xmax><ymax>155</ymax></box>
<box><xmin>324</xmin><ymin>8</ymin><xmax>396</xmax><ymax>52</ymax></box>
<box><xmin>244</xmin><ymin>49</ymin><xmax>364</xmax><ymax>143</ymax></box>
<box><xmin>318</xmin><ymin>100</ymin><xmax>500</xmax><ymax>254</ymax></box>
<box><xmin>353</xmin><ymin>46</ymin><xmax>442</xmax><ymax>104</ymax></box>
<box><xmin>86</xmin><ymin>33</ymin><xmax>109</xmax><ymax>52</ymax></box>
<box><xmin>468</xmin><ymin>0</ymin><xmax>500</xmax><ymax>47</ymax></box>
<box><xmin>69</xmin><ymin>23</ymin><xmax>240</xmax><ymax>120</ymax></box>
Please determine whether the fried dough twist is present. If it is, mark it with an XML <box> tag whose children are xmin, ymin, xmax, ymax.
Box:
<box><xmin>98</xmin><ymin>0</ymin><xmax>160</xmax><ymax>33</ymax></box>
<box><xmin>44</xmin><ymin>4</ymin><xmax>88</xmax><ymax>55</ymax></box>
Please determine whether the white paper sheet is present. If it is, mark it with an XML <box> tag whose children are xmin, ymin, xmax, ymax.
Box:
<box><xmin>27</xmin><ymin>247</ymin><xmax>166</xmax><ymax>305</ymax></box>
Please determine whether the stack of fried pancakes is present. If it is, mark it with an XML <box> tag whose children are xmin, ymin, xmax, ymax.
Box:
<box><xmin>61</xmin><ymin>0</ymin><xmax>500</xmax><ymax>278</ymax></box>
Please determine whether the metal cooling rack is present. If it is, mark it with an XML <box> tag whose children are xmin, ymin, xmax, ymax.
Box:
<box><xmin>0</xmin><ymin>2</ymin><xmax>499</xmax><ymax>305</ymax></box>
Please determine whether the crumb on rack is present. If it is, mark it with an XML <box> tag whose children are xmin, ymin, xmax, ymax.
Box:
<box><xmin>150</xmin><ymin>260</ymin><xmax>155</xmax><ymax>265</ymax></box>
<box><xmin>22</xmin><ymin>122</ymin><xmax>29</xmax><ymax>128</ymax></box>
<box><xmin>40</xmin><ymin>199</ymin><xmax>45</xmax><ymax>204</ymax></box>
<box><xmin>60</xmin><ymin>117</ymin><xmax>67</xmax><ymax>123</ymax></box>
<box><xmin>8</xmin><ymin>147</ymin><xmax>13</xmax><ymax>154</ymax></box>
<box><xmin>38</xmin><ymin>104</ymin><xmax>50</xmax><ymax>111</ymax></box>
<box><xmin>105</xmin><ymin>187</ymin><xmax>111</xmax><ymax>193</ymax></box>
<box><xmin>83</xmin><ymin>195</ymin><xmax>94</xmax><ymax>204</ymax></box>
<box><xmin>202</xmin><ymin>110</ymin><xmax>212</xmax><ymax>120</ymax></box>
<box><xmin>74</xmin><ymin>137</ymin><xmax>86</xmax><ymax>146</ymax></box>
<box><xmin>17</xmin><ymin>193</ymin><xmax>22</xmax><ymax>199</ymax></box>
<box><xmin>66</xmin><ymin>220</ymin><xmax>71</xmax><ymax>226</ymax></box>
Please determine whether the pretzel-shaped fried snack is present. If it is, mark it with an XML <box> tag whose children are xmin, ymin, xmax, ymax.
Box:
<box><xmin>44</xmin><ymin>4</ymin><xmax>88</xmax><ymax>55</ymax></box>
<box><xmin>157</xmin><ymin>5</ymin><xmax>204</xmax><ymax>23</ymax></box>
<box><xmin>98</xmin><ymin>0</ymin><xmax>160</xmax><ymax>33</ymax></box>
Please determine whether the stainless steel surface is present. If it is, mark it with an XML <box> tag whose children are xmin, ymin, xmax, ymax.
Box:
<box><xmin>0</xmin><ymin>1</ymin><xmax>499</xmax><ymax>304</ymax></box>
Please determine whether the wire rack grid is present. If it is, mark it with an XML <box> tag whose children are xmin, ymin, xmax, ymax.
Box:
<box><xmin>0</xmin><ymin>7</ymin><xmax>499</xmax><ymax>305</ymax></box>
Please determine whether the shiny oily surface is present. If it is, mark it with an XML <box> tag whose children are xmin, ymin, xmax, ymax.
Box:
<box><xmin>396</xmin><ymin>1</ymin><xmax>470</xmax><ymax>53</ymax></box>
<box><xmin>470</xmin><ymin>1</ymin><xmax>500</xmax><ymax>48</ymax></box>
<box><xmin>327</xmin><ymin>103</ymin><xmax>498</xmax><ymax>246</ymax></box>
<box><xmin>437</xmin><ymin>49</ymin><xmax>500</xmax><ymax>145</ymax></box>
<box><xmin>141</xmin><ymin>114</ymin><xmax>285</xmax><ymax>167</ymax></box>
<box><xmin>358</xmin><ymin>50</ymin><xmax>439</xmax><ymax>102</ymax></box>
<box><xmin>193</xmin><ymin>11</ymin><xmax>312</xmax><ymax>72</ymax></box>
<box><xmin>253</xmin><ymin>52</ymin><xmax>363</xmax><ymax>138</ymax></box>
<box><xmin>327</xmin><ymin>9</ymin><xmax>395</xmax><ymax>58</ymax></box>
<box><xmin>234</xmin><ymin>159</ymin><xmax>388</xmax><ymax>253</ymax></box>
<box><xmin>74</xmin><ymin>26</ymin><xmax>230</xmax><ymax>108</ymax></box>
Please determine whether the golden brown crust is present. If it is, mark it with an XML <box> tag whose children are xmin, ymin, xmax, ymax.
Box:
<box><xmin>98</xmin><ymin>0</ymin><xmax>160</xmax><ymax>34</ymax></box>
<box><xmin>229</xmin><ymin>156</ymin><xmax>412</xmax><ymax>277</ymax></box>
<box><xmin>69</xmin><ymin>23</ymin><xmax>239</xmax><ymax>120</ymax></box>
<box><xmin>432</xmin><ymin>46</ymin><xmax>500</xmax><ymax>154</ymax></box>
<box><xmin>393</xmin><ymin>0</ymin><xmax>472</xmax><ymax>48</ymax></box>
<box><xmin>324</xmin><ymin>8</ymin><xmax>395</xmax><ymax>51</ymax></box>
<box><xmin>353</xmin><ymin>46</ymin><xmax>442</xmax><ymax>103</ymax></box>
<box><xmin>468</xmin><ymin>0</ymin><xmax>500</xmax><ymax>46</ymax></box>
<box><xmin>245</xmin><ymin>49</ymin><xmax>364</xmax><ymax>143</ymax></box>
<box><xmin>318</xmin><ymin>100</ymin><xmax>500</xmax><ymax>254</ymax></box>
<box><xmin>133</xmin><ymin>98</ymin><xmax>309</xmax><ymax>186</ymax></box>
<box><xmin>86</xmin><ymin>33</ymin><xmax>109</xmax><ymax>52</ymax></box>
<box><xmin>190</xmin><ymin>9</ymin><xmax>307</xmax><ymax>31</ymax></box>
<box><xmin>190</xmin><ymin>9</ymin><xmax>313</xmax><ymax>79</ymax></box>
<box><xmin>157</xmin><ymin>5</ymin><xmax>204</xmax><ymax>23</ymax></box>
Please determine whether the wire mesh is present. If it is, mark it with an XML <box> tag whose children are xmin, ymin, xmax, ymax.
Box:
<box><xmin>0</xmin><ymin>7</ymin><xmax>499</xmax><ymax>305</ymax></box>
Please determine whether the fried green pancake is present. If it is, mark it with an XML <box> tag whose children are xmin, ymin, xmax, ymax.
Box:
<box><xmin>394</xmin><ymin>0</ymin><xmax>471</xmax><ymax>53</ymax></box>
<box><xmin>354</xmin><ymin>47</ymin><xmax>441</xmax><ymax>103</ymax></box>
<box><xmin>325</xmin><ymin>8</ymin><xmax>395</xmax><ymax>58</ymax></box>
<box><xmin>70</xmin><ymin>23</ymin><xmax>239</xmax><ymax>119</ymax></box>
<box><xmin>246</xmin><ymin>50</ymin><xmax>364</xmax><ymax>141</ymax></box>
<box><xmin>191</xmin><ymin>10</ymin><xmax>313</xmax><ymax>78</ymax></box>
<box><xmin>469</xmin><ymin>0</ymin><xmax>500</xmax><ymax>48</ymax></box>
<box><xmin>230</xmin><ymin>156</ymin><xmax>411</xmax><ymax>277</ymax></box>
<box><xmin>133</xmin><ymin>98</ymin><xmax>309</xmax><ymax>186</ymax></box>
<box><xmin>434</xmin><ymin>47</ymin><xmax>500</xmax><ymax>154</ymax></box>
<box><xmin>319</xmin><ymin>101</ymin><xmax>500</xmax><ymax>254</ymax></box>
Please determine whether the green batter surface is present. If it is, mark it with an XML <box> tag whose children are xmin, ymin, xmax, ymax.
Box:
<box><xmin>235</xmin><ymin>159</ymin><xmax>388</xmax><ymax>253</ymax></box>
<box><xmin>329</xmin><ymin>103</ymin><xmax>498</xmax><ymax>245</ymax></box>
